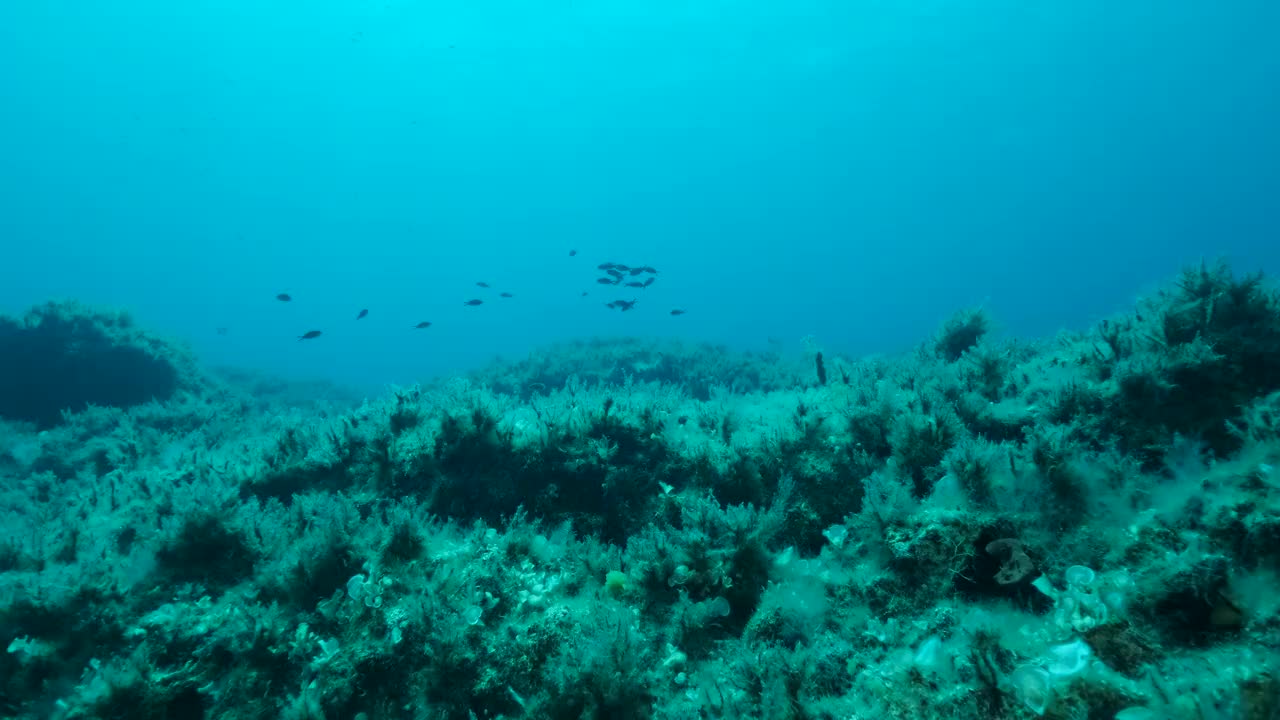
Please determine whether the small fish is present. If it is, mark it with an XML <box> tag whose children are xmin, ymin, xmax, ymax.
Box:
<box><xmin>463</xmin><ymin>299</ymin><xmax>484</xmax><ymax>306</ymax></box>
<box><xmin>356</xmin><ymin>309</ymin><xmax>368</xmax><ymax>320</ymax></box>
<box><xmin>670</xmin><ymin>309</ymin><xmax>686</xmax><ymax>316</ymax></box>
<box><xmin>413</xmin><ymin>321</ymin><xmax>432</xmax><ymax>329</ymax></box>
<box><xmin>629</xmin><ymin>267</ymin><xmax>645</xmax><ymax>276</ymax></box>
<box><xmin>216</xmin><ymin>327</ymin><xmax>229</xmax><ymax>335</ymax></box>
<box><xmin>476</xmin><ymin>282</ymin><xmax>491</xmax><ymax>288</ymax></box>
<box><xmin>500</xmin><ymin>292</ymin><xmax>514</xmax><ymax>298</ymax></box>
<box><xmin>642</xmin><ymin>277</ymin><xmax>655</xmax><ymax>288</ymax></box>
<box><xmin>607</xmin><ymin>268</ymin><xmax>625</xmax><ymax>279</ymax></box>
<box><xmin>597</xmin><ymin>262</ymin><xmax>616</xmax><ymax>270</ymax></box>
<box><xmin>581</xmin><ymin>291</ymin><xmax>589</xmax><ymax>296</ymax></box>
<box><xmin>298</xmin><ymin>330</ymin><xmax>322</xmax><ymax>341</ymax></box>
<box><xmin>596</xmin><ymin>277</ymin><xmax>619</xmax><ymax>285</ymax></box>
<box><xmin>639</xmin><ymin>266</ymin><xmax>658</xmax><ymax>274</ymax></box>
<box><xmin>569</xmin><ymin>249</ymin><xmax>578</xmax><ymax>256</ymax></box>
<box><xmin>624</xmin><ymin>281</ymin><xmax>646</xmax><ymax>288</ymax></box>
<box><xmin>276</xmin><ymin>293</ymin><xmax>292</xmax><ymax>302</ymax></box>
<box><xmin>618</xmin><ymin>299</ymin><xmax>638</xmax><ymax>311</ymax></box>
<box><xmin>614</xmin><ymin>264</ymin><xmax>631</xmax><ymax>272</ymax></box>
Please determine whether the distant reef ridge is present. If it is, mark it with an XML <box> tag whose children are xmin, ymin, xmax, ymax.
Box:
<box><xmin>0</xmin><ymin>300</ymin><xmax>200</xmax><ymax>428</ymax></box>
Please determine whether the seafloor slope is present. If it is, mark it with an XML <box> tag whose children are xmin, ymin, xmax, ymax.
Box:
<box><xmin>0</xmin><ymin>262</ymin><xmax>1277</xmax><ymax>719</ymax></box>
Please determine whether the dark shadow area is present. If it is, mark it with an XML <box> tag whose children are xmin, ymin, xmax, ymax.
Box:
<box><xmin>0</xmin><ymin>306</ymin><xmax>180</xmax><ymax>427</ymax></box>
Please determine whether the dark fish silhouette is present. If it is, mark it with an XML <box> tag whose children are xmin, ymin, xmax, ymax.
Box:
<box><xmin>597</xmin><ymin>278</ymin><xmax>619</xmax><ymax>285</ymax></box>
<box><xmin>464</xmin><ymin>299</ymin><xmax>484</xmax><ymax>306</ymax></box>
<box><xmin>643</xmin><ymin>277</ymin><xmax>655</xmax><ymax>288</ymax></box>
<box><xmin>639</xmin><ymin>266</ymin><xmax>658</xmax><ymax>274</ymax></box>
<box><xmin>581</xmin><ymin>291</ymin><xmax>589</xmax><ymax>296</ymax></box>
<box><xmin>569</xmin><ymin>249</ymin><xmax>578</xmax><ymax>256</ymax></box>
<box><xmin>629</xmin><ymin>267</ymin><xmax>645</xmax><ymax>276</ymax></box>
<box><xmin>298</xmin><ymin>330</ymin><xmax>322</xmax><ymax>341</ymax></box>
<box><xmin>597</xmin><ymin>262</ymin><xmax>616</xmax><ymax>270</ymax></box>
<box><xmin>413</xmin><ymin>321</ymin><xmax>432</xmax><ymax>329</ymax></box>
<box><xmin>276</xmin><ymin>293</ymin><xmax>292</xmax><ymax>302</ymax></box>
<box><xmin>500</xmin><ymin>292</ymin><xmax>514</xmax><ymax>298</ymax></box>
<box><xmin>476</xmin><ymin>282</ymin><xmax>491</xmax><ymax>288</ymax></box>
<box><xmin>356</xmin><ymin>309</ymin><xmax>368</xmax><ymax>320</ymax></box>
<box><xmin>670</xmin><ymin>309</ymin><xmax>686</xmax><ymax>316</ymax></box>
<box><xmin>614</xmin><ymin>264</ymin><xmax>631</xmax><ymax>272</ymax></box>
<box><xmin>625</xmin><ymin>281</ymin><xmax>646</xmax><ymax>288</ymax></box>
<box><xmin>607</xmin><ymin>268</ymin><xmax>625</xmax><ymax>279</ymax></box>
<box><xmin>607</xmin><ymin>299</ymin><xmax>638</xmax><ymax>311</ymax></box>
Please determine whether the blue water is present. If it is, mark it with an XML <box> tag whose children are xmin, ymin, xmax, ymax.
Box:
<box><xmin>2</xmin><ymin>0</ymin><xmax>1278</xmax><ymax>391</ymax></box>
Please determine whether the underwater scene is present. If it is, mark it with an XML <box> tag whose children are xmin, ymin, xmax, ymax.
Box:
<box><xmin>2</xmin><ymin>0</ymin><xmax>1280</xmax><ymax>719</ymax></box>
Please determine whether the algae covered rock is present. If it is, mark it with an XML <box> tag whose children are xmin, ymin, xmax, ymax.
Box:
<box><xmin>0</xmin><ymin>300</ymin><xmax>197</xmax><ymax>427</ymax></box>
